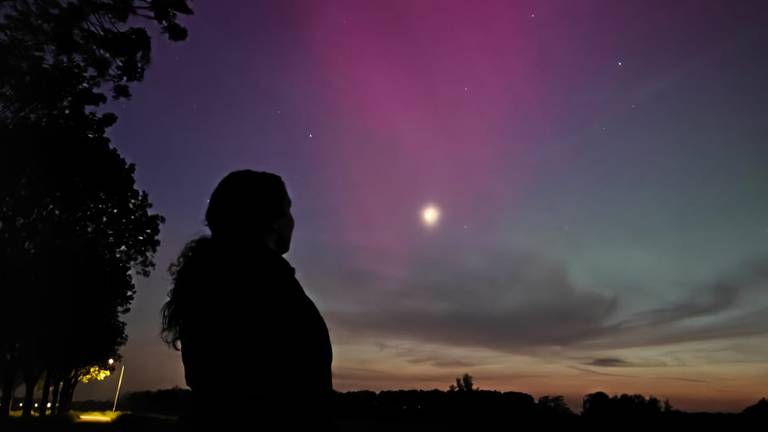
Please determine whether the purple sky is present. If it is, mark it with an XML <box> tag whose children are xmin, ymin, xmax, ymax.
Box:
<box><xmin>77</xmin><ymin>1</ymin><xmax>768</xmax><ymax>412</ymax></box>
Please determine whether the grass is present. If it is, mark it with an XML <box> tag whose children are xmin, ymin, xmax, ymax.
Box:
<box><xmin>74</xmin><ymin>411</ymin><xmax>122</xmax><ymax>423</ymax></box>
<box><xmin>2</xmin><ymin>411</ymin><xmax>183</xmax><ymax>431</ymax></box>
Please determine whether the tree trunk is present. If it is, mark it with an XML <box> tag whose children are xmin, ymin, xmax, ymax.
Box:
<box><xmin>1</xmin><ymin>384</ymin><xmax>11</xmax><ymax>417</ymax></box>
<box><xmin>50</xmin><ymin>379</ymin><xmax>61</xmax><ymax>416</ymax></box>
<box><xmin>38</xmin><ymin>370</ymin><xmax>51</xmax><ymax>417</ymax></box>
<box><xmin>65</xmin><ymin>379</ymin><xmax>78</xmax><ymax>413</ymax></box>
<box><xmin>0</xmin><ymin>385</ymin><xmax>11</xmax><ymax>418</ymax></box>
<box><xmin>58</xmin><ymin>372</ymin><xmax>78</xmax><ymax>414</ymax></box>
<box><xmin>0</xmin><ymin>357</ymin><xmax>17</xmax><ymax>418</ymax></box>
<box><xmin>21</xmin><ymin>385</ymin><xmax>32</xmax><ymax>417</ymax></box>
<box><xmin>58</xmin><ymin>375</ymin><xmax>71</xmax><ymax>414</ymax></box>
<box><xmin>21</xmin><ymin>369</ymin><xmax>40</xmax><ymax>417</ymax></box>
<box><xmin>0</xmin><ymin>349</ymin><xmax>6</xmax><ymax>417</ymax></box>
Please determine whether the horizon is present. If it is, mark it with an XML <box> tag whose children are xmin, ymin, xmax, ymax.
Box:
<box><xmin>77</xmin><ymin>380</ymin><xmax>764</xmax><ymax>414</ymax></box>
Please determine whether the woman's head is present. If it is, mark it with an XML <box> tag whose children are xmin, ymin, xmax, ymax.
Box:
<box><xmin>161</xmin><ymin>170</ymin><xmax>294</xmax><ymax>350</ymax></box>
<box><xmin>205</xmin><ymin>170</ymin><xmax>294</xmax><ymax>254</ymax></box>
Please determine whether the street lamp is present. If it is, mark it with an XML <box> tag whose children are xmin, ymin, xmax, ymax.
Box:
<box><xmin>112</xmin><ymin>362</ymin><xmax>125</xmax><ymax>412</ymax></box>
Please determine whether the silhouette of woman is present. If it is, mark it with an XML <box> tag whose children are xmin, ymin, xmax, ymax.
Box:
<box><xmin>161</xmin><ymin>170</ymin><xmax>333</xmax><ymax>427</ymax></box>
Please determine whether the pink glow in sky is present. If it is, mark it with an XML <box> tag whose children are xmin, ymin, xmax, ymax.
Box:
<box><xmin>77</xmin><ymin>0</ymin><xmax>768</xmax><ymax>412</ymax></box>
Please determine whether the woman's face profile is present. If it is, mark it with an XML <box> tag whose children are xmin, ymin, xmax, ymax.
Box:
<box><xmin>271</xmin><ymin>196</ymin><xmax>294</xmax><ymax>255</ymax></box>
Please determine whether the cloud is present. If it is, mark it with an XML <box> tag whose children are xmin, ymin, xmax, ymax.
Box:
<box><xmin>583</xmin><ymin>258</ymin><xmax>768</xmax><ymax>349</ymax></box>
<box><xmin>596</xmin><ymin>306</ymin><xmax>768</xmax><ymax>349</ymax></box>
<box><xmin>615</xmin><ymin>282</ymin><xmax>740</xmax><ymax>329</ymax></box>
<box><xmin>307</xmin><ymin>243</ymin><xmax>618</xmax><ymax>351</ymax></box>
<box><xmin>570</xmin><ymin>366</ymin><xmax>708</xmax><ymax>384</ymax></box>
<box><xmin>303</xmin><ymin>243</ymin><xmax>768</xmax><ymax>354</ymax></box>
<box><xmin>569</xmin><ymin>366</ymin><xmax>636</xmax><ymax>378</ymax></box>
<box><xmin>583</xmin><ymin>356</ymin><xmax>666</xmax><ymax>368</ymax></box>
<box><xmin>407</xmin><ymin>357</ymin><xmax>477</xmax><ymax>369</ymax></box>
<box><xmin>587</xmin><ymin>357</ymin><xmax>632</xmax><ymax>367</ymax></box>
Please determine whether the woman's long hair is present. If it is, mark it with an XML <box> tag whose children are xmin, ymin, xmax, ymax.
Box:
<box><xmin>161</xmin><ymin>170</ymin><xmax>289</xmax><ymax>349</ymax></box>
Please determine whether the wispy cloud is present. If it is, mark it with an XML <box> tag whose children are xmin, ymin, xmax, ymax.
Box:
<box><xmin>305</xmin><ymin>243</ymin><xmax>768</xmax><ymax>356</ymax></box>
<box><xmin>581</xmin><ymin>356</ymin><xmax>667</xmax><ymax>368</ymax></box>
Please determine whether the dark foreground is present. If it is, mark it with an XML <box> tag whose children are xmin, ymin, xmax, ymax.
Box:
<box><xmin>2</xmin><ymin>411</ymin><xmax>767</xmax><ymax>431</ymax></box>
<box><xmin>3</xmin><ymin>390</ymin><xmax>767</xmax><ymax>430</ymax></box>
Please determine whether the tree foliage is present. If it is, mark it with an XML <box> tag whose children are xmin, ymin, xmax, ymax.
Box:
<box><xmin>0</xmin><ymin>0</ymin><xmax>191</xmax><ymax>417</ymax></box>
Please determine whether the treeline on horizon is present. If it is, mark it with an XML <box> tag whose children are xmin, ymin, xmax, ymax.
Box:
<box><xmin>108</xmin><ymin>386</ymin><xmax>768</xmax><ymax>426</ymax></box>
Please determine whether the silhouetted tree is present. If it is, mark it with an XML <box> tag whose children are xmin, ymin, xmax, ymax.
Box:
<box><xmin>0</xmin><ymin>0</ymin><xmax>191</xmax><ymax>417</ymax></box>
<box><xmin>583</xmin><ymin>391</ymin><xmax>664</xmax><ymax>422</ymax></box>
<box><xmin>583</xmin><ymin>391</ymin><xmax>611</xmax><ymax>417</ymax></box>
<box><xmin>454</xmin><ymin>373</ymin><xmax>475</xmax><ymax>392</ymax></box>
<box><xmin>537</xmin><ymin>395</ymin><xmax>573</xmax><ymax>416</ymax></box>
<box><xmin>1</xmin><ymin>128</ymin><xmax>164</xmax><ymax>415</ymax></box>
<box><xmin>742</xmin><ymin>397</ymin><xmax>768</xmax><ymax>418</ymax></box>
<box><xmin>1</xmin><ymin>0</ymin><xmax>193</xmax><ymax>127</ymax></box>
<box><xmin>663</xmin><ymin>398</ymin><xmax>674</xmax><ymax>413</ymax></box>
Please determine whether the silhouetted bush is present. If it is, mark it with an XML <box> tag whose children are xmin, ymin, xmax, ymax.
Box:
<box><xmin>120</xmin><ymin>387</ymin><xmax>191</xmax><ymax>416</ymax></box>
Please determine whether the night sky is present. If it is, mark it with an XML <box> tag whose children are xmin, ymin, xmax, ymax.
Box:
<box><xmin>77</xmin><ymin>1</ymin><xmax>768</xmax><ymax>411</ymax></box>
